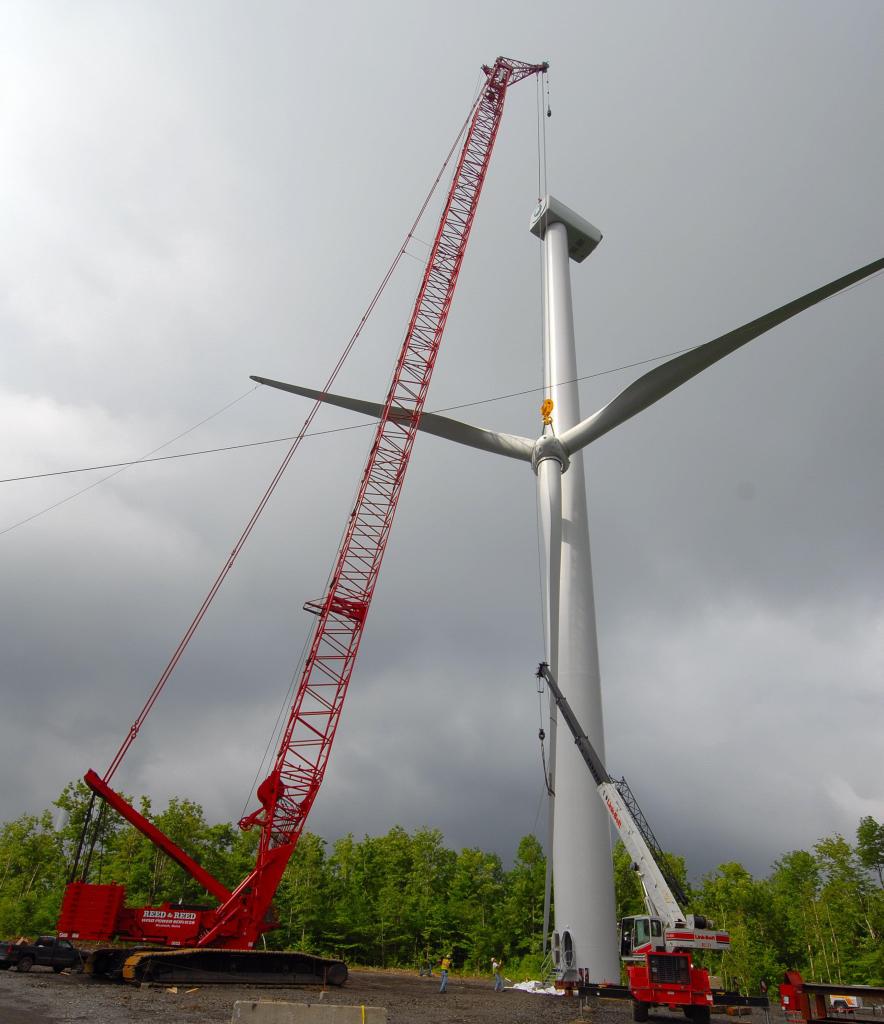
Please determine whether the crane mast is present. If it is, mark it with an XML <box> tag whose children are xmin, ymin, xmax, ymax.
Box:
<box><xmin>60</xmin><ymin>57</ymin><xmax>548</xmax><ymax>970</ymax></box>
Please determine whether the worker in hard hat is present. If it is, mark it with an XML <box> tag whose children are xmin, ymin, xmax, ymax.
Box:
<box><xmin>438</xmin><ymin>952</ymin><xmax>453</xmax><ymax>993</ymax></box>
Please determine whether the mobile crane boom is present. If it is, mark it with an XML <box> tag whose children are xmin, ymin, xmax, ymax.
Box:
<box><xmin>536</xmin><ymin>662</ymin><xmax>727</xmax><ymax>950</ymax></box>
<box><xmin>540</xmin><ymin>655</ymin><xmax>774</xmax><ymax>1015</ymax></box>
<box><xmin>536</xmin><ymin>663</ymin><xmax>728</xmax><ymax>1018</ymax></box>
<box><xmin>537</xmin><ymin>664</ymin><xmax>680</xmax><ymax>922</ymax></box>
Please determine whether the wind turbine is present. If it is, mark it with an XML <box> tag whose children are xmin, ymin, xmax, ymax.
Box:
<box><xmin>253</xmin><ymin>196</ymin><xmax>883</xmax><ymax>984</ymax></box>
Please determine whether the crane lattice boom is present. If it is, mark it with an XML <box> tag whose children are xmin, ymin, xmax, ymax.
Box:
<box><xmin>216</xmin><ymin>56</ymin><xmax>548</xmax><ymax>943</ymax></box>
<box><xmin>61</xmin><ymin>56</ymin><xmax>546</xmax><ymax>958</ymax></box>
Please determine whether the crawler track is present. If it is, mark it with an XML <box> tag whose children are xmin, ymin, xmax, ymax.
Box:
<box><xmin>86</xmin><ymin>946</ymin><xmax>347</xmax><ymax>986</ymax></box>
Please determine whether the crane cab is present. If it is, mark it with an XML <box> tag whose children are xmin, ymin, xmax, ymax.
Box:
<box><xmin>620</xmin><ymin>915</ymin><xmax>666</xmax><ymax>959</ymax></box>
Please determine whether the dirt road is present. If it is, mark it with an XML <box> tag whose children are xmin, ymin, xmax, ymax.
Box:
<box><xmin>0</xmin><ymin>964</ymin><xmax>603</xmax><ymax>1023</ymax></box>
<box><xmin>0</xmin><ymin>965</ymin><xmax>768</xmax><ymax>1024</ymax></box>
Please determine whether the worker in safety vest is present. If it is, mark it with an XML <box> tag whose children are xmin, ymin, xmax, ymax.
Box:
<box><xmin>438</xmin><ymin>953</ymin><xmax>452</xmax><ymax>993</ymax></box>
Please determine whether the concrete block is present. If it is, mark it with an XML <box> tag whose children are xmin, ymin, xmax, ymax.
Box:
<box><xmin>232</xmin><ymin>1001</ymin><xmax>387</xmax><ymax>1023</ymax></box>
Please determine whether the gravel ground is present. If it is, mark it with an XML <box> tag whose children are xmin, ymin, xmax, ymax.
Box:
<box><xmin>0</xmin><ymin>964</ymin><xmax>771</xmax><ymax>1024</ymax></box>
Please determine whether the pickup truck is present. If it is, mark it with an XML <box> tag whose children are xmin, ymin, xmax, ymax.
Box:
<box><xmin>0</xmin><ymin>936</ymin><xmax>83</xmax><ymax>973</ymax></box>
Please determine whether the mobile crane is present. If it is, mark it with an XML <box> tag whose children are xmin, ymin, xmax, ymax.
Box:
<box><xmin>536</xmin><ymin>663</ymin><xmax>729</xmax><ymax>1020</ymax></box>
<box><xmin>53</xmin><ymin>56</ymin><xmax>549</xmax><ymax>986</ymax></box>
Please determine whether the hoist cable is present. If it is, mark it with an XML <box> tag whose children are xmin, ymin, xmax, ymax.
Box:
<box><xmin>541</xmin><ymin>68</ymin><xmax>550</xmax><ymax>194</ymax></box>
<box><xmin>238</xmin><ymin>634</ymin><xmax>311</xmax><ymax>826</ymax></box>
<box><xmin>538</xmin><ymin>683</ymin><xmax>554</xmax><ymax>797</ymax></box>
<box><xmin>536</xmin><ymin>69</ymin><xmax>552</xmax><ymax>407</ymax></box>
<box><xmin>67</xmin><ymin>789</ymin><xmax>98</xmax><ymax>883</ymax></box>
<box><xmin>0</xmin><ymin>386</ymin><xmax>258</xmax><ymax>537</ymax></box>
<box><xmin>534</xmin><ymin>69</ymin><xmax>552</xmax><ymax>673</ymax></box>
<box><xmin>535</xmin><ymin>74</ymin><xmax>544</xmax><ymax>202</ymax></box>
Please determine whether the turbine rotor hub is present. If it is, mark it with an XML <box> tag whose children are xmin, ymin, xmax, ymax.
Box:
<box><xmin>532</xmin><ymin>433</ymin><xmax>570</xmax><ymax>474</ymax></box>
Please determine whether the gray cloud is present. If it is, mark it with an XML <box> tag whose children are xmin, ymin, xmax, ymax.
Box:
<box><xmin>1</xmin><ymin>1</ymin><xmax>882</xmax><ymax>892</ymax></box>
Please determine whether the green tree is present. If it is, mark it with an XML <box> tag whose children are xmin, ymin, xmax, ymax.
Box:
<box><xmin>367</xmin><ymin>828</ymin><xmax>412</xmax><ymax>965</ymax></box>
<box><xmin>612</xmin><ymin>839</ymin><xmax>645</xmax><ymax>919</ymax></box>
<box><xmin>274</xmin><ymin>831</ymin><xmax>329</xmax><ymax>952</ymax></box>
<box><xmin>696</xmin><ymin>861</ymin><xmax>781</xmax><ymax>994</ymax></box>
<box><xmin>768</xmin><ymin>849</ymin><xmax>819</xmax><ymax>976</ymax></box>
<box><xmin>449</xmin><ymin>847</ymin><xmax>504</xmax><ymax>969</ymax></box>
<box><xmin>101</xmin><ymin>796</ymin><xmax>156</xmax><ymax>902</ymax></box>
<box><xmin>500</xmin><ymin>835</ymin><xmax>546</xmax><ymax>963</ymax></box>
<box><xmin>3</xmin><ymin>783</ymin><xmax>884</xmax><ymax>985</ymax></box>
<box><xmin>0</xmin><ymin>811</ymin><xmax>65</xmax><ymax>936</ymax></box>
<box><xmin>54</xmin><ymin>779</ymin><xmax>122</xmax><ymax>882</ymax></box>
<box><xmin>401</xmin><ymin>826</ymin><xmax>456</xmax><ymax>963</ymax></box>
<box><xmin>856</xmin><ymin>817</ymin><xmax>884</xmax><ymax>888</ymax></box>
<box><xmin>814</xmin><ymin>834</ymin><xmax>878</xmax><ymax>983</ymax></box>
<box><xmin>324</xmin><ymin>833</ymin><xmax>374</xmax><ymax>959</ymax></box>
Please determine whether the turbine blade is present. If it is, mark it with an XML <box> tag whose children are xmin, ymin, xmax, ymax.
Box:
<box><xmin>250</xmin><ymin>375</ymin><xmax>534</xmax><ymax>462</ymax></box>
<box><xmin>536</xmin><ymin>456</ymin><xmax>563</xmax><ymax>674</ymax></box>
<box><xmin>251</xmin><ymin>375</ymin><xmax>384</xmax><ymax>419</ymax></box>
<box><xmin>536</xmin><ymin>452</ymin><xmax>565</xmax><ymax>954</ymax></box>
<box><xmin>560</xmin><ymin>256</ymin><xmax>884</xmax><ymax>455</ymax></box>
<box><xmin>418</xmin><ymin>417</ymin><xmax>534</xmax><ymax>462</ymax></box>
<box><xmin>536</xmin><ymin>455</ymin><xmax>563</xmax><ymax>961</ymax></box>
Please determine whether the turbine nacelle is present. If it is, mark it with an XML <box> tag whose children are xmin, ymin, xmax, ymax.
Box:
<box><xmin>529</xmin><ymin>195</ymin><xmax>603</xmax><ymax>263</ymax></box>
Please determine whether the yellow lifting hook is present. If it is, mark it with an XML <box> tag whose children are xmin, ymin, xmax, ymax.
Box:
<box><xmin>541</xmin><ymin>398</ymin><xmax>554</xmax><ymax>425</ymax></box>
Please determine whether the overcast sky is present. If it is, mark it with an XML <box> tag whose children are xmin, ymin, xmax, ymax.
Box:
<box><xmin>1</xmin><ymin>1</ymin><xmax>882</xmax><ymax>889</ymax></box>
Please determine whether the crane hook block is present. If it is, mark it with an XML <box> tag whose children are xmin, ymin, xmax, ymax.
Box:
<box><xmin>541</xmin><ymin>398</ymin><xmax>554</xmax><ymax>425</ymax></box>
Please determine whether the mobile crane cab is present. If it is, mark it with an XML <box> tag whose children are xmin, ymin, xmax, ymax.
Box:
<box><xmin>620</xmin><ymin>914</ymin><xmax>666</xmax><ymax>958</ymax></box>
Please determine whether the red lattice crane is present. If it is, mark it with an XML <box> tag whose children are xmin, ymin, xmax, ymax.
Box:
<box><xmin>58</xmin><ymin>56</ymin><xmax>547</xmax><ymax>984</ymax></box>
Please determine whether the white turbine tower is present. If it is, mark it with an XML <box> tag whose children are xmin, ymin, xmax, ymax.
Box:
<box><xmin>253</xmin><ymin>199</ymin><xmax>883</xmax><ymax>984</ymax></box>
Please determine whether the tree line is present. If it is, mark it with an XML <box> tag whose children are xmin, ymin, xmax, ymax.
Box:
<box><xmin>0</xmin><ymin>780</ymin><xmax>881</xmax><ymax>987</ymax></box>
